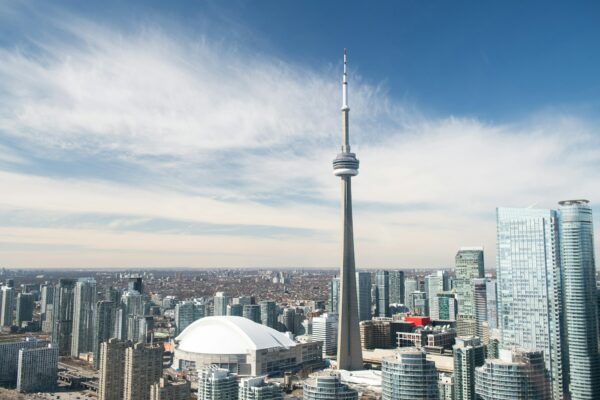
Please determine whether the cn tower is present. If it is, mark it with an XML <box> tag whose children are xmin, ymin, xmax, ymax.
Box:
<box><xmin>333</xmin><ymin>49</ymin><xmax>363</xmax><ymax>370</ymax></box>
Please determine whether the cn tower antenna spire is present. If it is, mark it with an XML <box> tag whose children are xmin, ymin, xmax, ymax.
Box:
<box><xmin>342</xmin><ymin>48</ymin><xmax>349</xmax><ymax>111</ymax></box>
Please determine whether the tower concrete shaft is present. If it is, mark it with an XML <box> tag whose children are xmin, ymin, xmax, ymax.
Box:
<box><xmin>333</xmin><ymin>49</ymin><xmax>363</xmax><ymax>370</ymax></box>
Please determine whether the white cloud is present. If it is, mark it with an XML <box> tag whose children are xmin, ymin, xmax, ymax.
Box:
<box><xmin>1</xmin><ymin>13</ymin><xmax>600</xmax><ymax>269</ymax></box>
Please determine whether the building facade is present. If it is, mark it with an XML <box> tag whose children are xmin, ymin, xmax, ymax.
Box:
<box><xmin>389</xmin><ymin>270</ymin><xmax>405</xmax><ymax>305</ymax></box>
<box><xmin>71</xmin><ymin>278</ymin><xmax>97</xmax><ymax>358</ymax></box>
<box><xmin>453</xmin><ymin>337</ymin><xmax>485</xmax><ymax>400</ymax></box>
<box><xmin>16</xmin><ymin>344</ymin><xmax>58</xmax><ymax>393</ymax></box>
<box><xmin>124</xmin><ymin>342</ymin><xmax>164</xmax><ymax>400</ymax></box>
<box><xmin>198</xmin><ymin>366</ymin><xmax>238</xmax><ymax>400</ymax></box>
<box><xmin>356</xmin><ymin>272</ymin><xmax>371</xmax><ymax>321</ymax></box>
<box><xmin>376</xmin><ymin>270</ymin><xmax>390</xmax><ymax>318</ymax></box>
<box><xmin>382</xmin><ymin>349</ymin><xmax>439</xmax><ymax>400</ymax></box>
<box><xmin>52</xmin><ymin>278</ymin><xmax>76</xmax><ymax>355</ymax></box>
<box><xmin>303</xmin><ymin>372</ymin><xmax>358</xmax><ymax>400</ymax></box>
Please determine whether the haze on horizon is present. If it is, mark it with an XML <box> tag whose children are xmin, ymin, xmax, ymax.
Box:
<box><xmin>1</xmin><ymin>1</ymin><xmax>600</xmax><ymax>269</ymax></box>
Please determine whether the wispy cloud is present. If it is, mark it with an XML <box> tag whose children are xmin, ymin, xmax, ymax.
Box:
<box><xmin>1</xmin><ymin>8</ymin><xmax>600</xmax><ymax>268</ymax></box>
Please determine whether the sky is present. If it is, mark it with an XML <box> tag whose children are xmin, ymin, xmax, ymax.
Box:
<box><xmin>1</xmin><ymin>0</ymin><xmax>600</xmax><ymax>269</ymax></box>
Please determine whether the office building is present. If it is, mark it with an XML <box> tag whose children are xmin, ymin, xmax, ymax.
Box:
<box><xmin>71</xmin><ymin>278</ymin><xmax>97</xmax><ymax>358</ymax></box>
<box><xmin>0</xmin><ymin>339</ymin><xmax>50</xmax><ymax>386</ymax></box>
<box><xmin>376</xmin><ymin>270</ymin><xmax>390</xmax><ymax>317</ymax></box>
<box><xmin>281</xmin><ymin>307</ymin><xmax>297</xmax><ymax>334</ymax></box>
<box><xmin>99</xmin><ymin>339</ymin><xmax>128</xmax><ymax>400</ymax></box>
<box><xmin>214</xmin><ymin>292</ymin><xmax>229</xmax><ymax>317</ymax></box>
<box><xmin>453</xmin><ymin>337</ymin><xmax>486</xmax><ymax>400</ymax></box>
<box><xmin>473</xmin><ymin>278</ymin><xmax>487</xmax><ymax>339</ymax></box>
<box><xmin>239</xmin><ymin>376</ymin><xmax>283</xmax><ymax>400</ymax></box>
<box><xmin>198</xmin><ymin>366</ymin><xmax>238</xmax><ymax>400</ymax></box>
<box><xmin>93</xmin><ymin>300</ymin><xmax>115</xmax><ymax>369</ymax></box>
<box><xmin>436</xmin><ymin>292</ymin><xmax>457</xmax><ymax>321</ymax></box>
<box><xmin>260</xmin><ymin>300</ymin><xmax>277</xmax><ymax>329</ymax></box>
<box><xmin>558</xmin><ymin>200</ymin><xmax>600</xmax><ymax>399</ymax></box>
<box><xmin>16</xmin><ymin>344</ymin><xmax>58</xmax><ymax>393</ymax></box>
<box><xmin>124</xmin><ymin>342</ymin><xmax>164</xmax><ymax>400</ymax></box>
<box><xmin>1</xmin><ymin>286</ymin><xmax>14</xmax><ymax>327</ymax></box>
<box><xmin>243</xmin><ymin>304</ymin><xmax>261</xmax><ymax>323</ymax></box>
<box><xmin>404</xmin><ymin>277</ymin><xmax>418</xmax><ymax>308</ymax></box>
<box><xmin>175</xmin><ymin>301</ymin><xmax>204</xmax><ymax>335</ymax></box>
<box><xmin>382</xmin><ymin>348</ymin><xmax>439</xmax><ymax>400</ymax></box>
<box><xmin>359</xmin><ymin>320</ymin><xmax>392</xmax><ymax>349</ymax></box>
<box><xmin>455</xmin><ymin>248</ymin><xmax>484</xmax><ymax>337</ymax></box>
<box><xmin>425</xmin><ymin>271</ymin><xmax>448</xmax><ymax>320</ymax></box>
<box><xmin>496</xmin><ymin>207</ymin><xmax>565</xmax><ymax>399</ymax></box>
<box><xmin>389</xmin><ymin>270</ymin><xmax>405</xmax><ymax>305</ymax></box>
<box><xmin>328</xmin><ymin>278</ymin><xmax>340</xmax><ymax>314</ymax></box>
<box><xmin>150</xmin><ymin>377</ymin><xmax>191</xmax><ymax>400</ymax></box>
<box><xmin>128</xmin><ymin>276</ymin><xmax>144</xmax><ymax>294</ymax></box>
<box><xmin>312</xmin><ymin>313</ymin><xmax>338</xmax><ymax>357</ymax></box>
<box><xmin>332</xmin><ymin>50</ymin><xmax>363</xmax><ymax>370</ymax></box>
<box><xmin>475</xmin><ymin>348</ymin><xmax>550</xmax><ymax>400</ymax></box>
<box><xmin>356</xmin><ymin>272</ymin><xmax>372</xmax><ymax>321</ymax></box>
<box><xmin>15</xmin><ymin>292</ymin><xmax>34</xmax><ymax>327</ymax></box>
<box><xmin>52</xmin><ymin>278</ymin><xmax>76</xmax><ymax>355</ymax></box>
<box><xmin>410</xmin><ymin>290</ymin><xmax>428</xmax><ymax>316</ymax></box>
<box><xmin>485</xmin><ymin>279</ymin><xmax>497</xmax><ymax>331</ymax></box>
<box><xmin>303</xmin><ymin>371</ymin><xmax>358</xmax><ymax>400</ymax></box>
<box><xmin>227</xmin><ymin>303</ymin><xmax>244</xmax><ymax>317</ymax></box>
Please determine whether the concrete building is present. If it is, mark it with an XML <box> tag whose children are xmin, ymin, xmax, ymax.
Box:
<box><xmin>558</xmin><ymin>200</ymin><xmax>600</xmax><ymax>400</ymax></box>
<box><xmin>239</xmin><ymin>376</ymin><xmax>283</xmax><ymax>400</ymax></box>
<box><xmin>475</xmin><ymin>348</ymin><xmax>550</xmax><ymax>400</ymax></box>
<box><xmin>359</xmin><ymin>320</ymin><xmax>392</xmax><ymax>349</ymax></box>
<box><xmin>328</xmin><ymin>278</ymin><xmax>340</xmax><ymax>314</ymax></box>
<box><xmin>496</xmin><ymin>207</ymin><xmax>565</xmax><ymax>399</ymax></box>
<box><xmin>173</xmin><ymin>316</ymin><xmax>322</xmax><ymax>377</ymax></box>
<box><xmin>453</xmin><ymin>337</ymin><xmax>485</xmax><ymax>400</ymax></box>
<box><xmin>52</xmin><ymin>278</ymin><xmax>76</xmax><ymax>355</ymax></box>
<box><xmin>312</xmin><ymin>313</ymin><xmax>338</xmax><ymax>357</ymax></box>
<box><xmin>438</xmin><ymin>373</ymin><xmax>454</xmax><ymax>400</ymax></box>
<box><xmin>16</xmin><ymin>344</ymin><xmax>58</xmax><ymax>393</ymax></box>
<box><xmin>455</xmin><ymin>248</ymin><xmax>484</xmax><ymax>337</ymax></box>
<box><xmin>99</xmin><ymin>339</ymin><xmax>128</xmax><ymax>400</ymax></box>
<box><xmin>124</xmin><ymin>342</ymin><xmax>164</xmax><ymax>400</ymax></box>
<box><xmin>303</xmin><ymin>371</ymin><xmax>358</xmax><ymax>400</ymax></box>
<box><xmin>15</xmin><ymin>292</ymin><xmax>33</xmax><ymax>327</ymax></box>
<box><xmin>1</xmin><ymin>286</ymin><xmax>14</xmax><ymax>327</ymax></box>
<box><xmin>198</xmin><ymin>366</ymin><xmax>238</xmax><ymax>400</ymax></box>
<box><xmin>243</xmin><ymin>304</ymin><xmax>261</xmax><ymax>323</ymax></box>
<box><xmin>356</xmin><ymin>272</ymin><xmax>372</xmax><ymax>321</ymax></box>
<box><xmin>260</xmin><ymin>300</ymin><xmax>278</xmax><ymax>329</ymax></box>
<box><xmin>332</xmin><ymin>50</ymin><xmax>363</xmax><ymax>370</ymax></box>
<box><xmin>150</xmin><ymin>377</ymin><xmax>191</xmax><ymax>400</ymax></box>
<box><xmin>389</xmin><ymin>270</ymin><xmax>405</xmax><ymax>305</ymax></box>
<box><xmin>0</xmin><ymin>338</ymin><xmax>50</xmax><ymax>386</ymax></box>
<box><xmin>213</xmin><ymin>292</ymin><xmax>229</xmax><ymax>317</ymax></box>
<box><xmin>71</xmin><ymin>278</ymin><xmax>97</xmax><ymax>358</ymax></box>
<box><xmin>93</xmin><ymin>300</ymin><xmax>116</xmax><ymax>369</ymax></box>
<box><xmin>382</xmin><ymin>349</ymin><xmax>439</xmax><ymax>400</ymax></box>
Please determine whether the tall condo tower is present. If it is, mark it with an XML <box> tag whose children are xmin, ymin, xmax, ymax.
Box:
<box><xmin>333</xmin><ymin>49</ymin><xmax>363</xmax><ymax>370</ymax></box>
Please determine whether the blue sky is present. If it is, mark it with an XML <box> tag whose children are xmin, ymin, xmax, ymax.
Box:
<box><xmin>1</xmin><ymin>0</ymin><xmax>600</xmax><ymax>268</ymax></box>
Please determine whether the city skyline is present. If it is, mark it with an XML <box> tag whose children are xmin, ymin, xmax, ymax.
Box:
<box><xmin>2</xmin><ymin>1</ymin><xmax>600</xmax><ymax>269</ymax></box>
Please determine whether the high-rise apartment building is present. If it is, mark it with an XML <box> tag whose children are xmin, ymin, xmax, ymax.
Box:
<box><xmin>227</xmin><ymin>303</ymin><xmax>244</xmax><ymax>317</ymax></box>
<box><xmin>455</xmin><ymin>248</ymin><xmax>484</xmax><ymax>337</ymax></box>
<box><xmin>175</xmin><ymin>301</ymin><xmax>204</xmax><ymax>335</ymax></box>
<box><xmin>99</xmin><ymin>339</ymin><xmax>128</xmax><ymax>400</ymax></box>
<box><xmin>213</xmin><ymin>292</ymin><xmax>229</xmax><ymax>317</ymax></box>
<box><xmin>389</xmin><ymin>270</ymin><xmax>405</xmax><ymax>305</ymax></box>
<box><xmin>239</xmin><ymin>376</ymin><xmax>283</xmax><ymax>400</ymax></box>
<box><xmin>558</xmin><ymin>200</ymin><xmax>600</xmax><ymax>400</ymax></box>
<box><xmin>404</xmin><ymin>277</ymin><xmax>418</xmax><ymax>309</ymax></box>
<box><xmin>150</xmin><ymin>377</ymin><xmax>191</xmax><ymax>400</ymax></box>
<box><xmin>1</xmin><ymin>286</ymin><xmax>14</xmax><ymax>327</ymax></box>
<box><xmin>260</xmin><ymin>300</ymin><xmax>277</xmax><ymax>329</ymax></box>
<box><xmin>93</xmin><ymin>300</ymin><xmax>115</xmax><ymax>369</ymax></box>
<box><xmin>124</xmin><ymin>342</ymin><xmax>164</xmax><ymax>400</ymax></box>
<box><xmin>356</xmin><ymin>272</ymin><xmax>372</xmax><ymax>321</ymax></box>
<box><xmin>71</xmin><ymin>278</ymin><xmax>97</xmax><ymax>358</ymax></box>
<box><xmin>485</xmin><ymin>279</ymin><xmax>497</xmax><ymax>331</ymax></box>
<box><xmin>243</xmin><ymin>304</ymin><xmax>261</xmax><ymax>323</ymax></box>
<box><xmin>382</xmin><ymin>348</ymin><xmax>439</xmax><ymax>400</ymax></box>
<box><xmin>496</xmin><ymin>207</ymin><xmax>565</xmax><ymax>399</ymax></box>
<box><xmin>328</xmin><ymin>278</ymin><xmax>340</xmax><ymax>314</ymax></box>
<box><xmin>16</xmin><ymin>344</ymin><xmax>58</xmax><ymax>393</ymax></box>
<box><xmin>198</xmin><ymin>366</ymin><xmax>238</xmax><ymax>400</ymax></box>
<box><xmin>376</xmin><ymin>270</ymin><xmax>390</xmax><ymax>317</ymax></box>
<box><xmin>475</xmin><ymin>348</ymin><xmax>550</xmax><ymax>400</ymax></box>
<box><xmin>312</xmin><ymin>313</ymin><xmax>338</xmax><ymax>357</ymax></box>
<box><xmin>425</xmin><ymin>271</ymin><xmax>448</xmax><ymax>320</ymax></box>
<box><xmin>453</xmin><ymin>337</ymin><xmax>486</xmax><ymax>400</ymax></box>
<box><xmin>40</xmin><ymin>283</ymin><xmax>54</xmax><ymax>322</ymax></box>
<box><xmin>52</xmin><ymin>278</ymin><xmax>76</xmax><ymax>355</ymax></box>
<box><xmin>15</xmin><ymin>292</ymin><xmax>34</xmax><ymax>327</ymax></box>
<box><xmin>303</xmin><ymin>371</ymin><xmax>358</xmax><ymax>400</ymax></box>
<box><xmin>473</xmin><ymin>278</ymin><xmax>487</xmax><ymax>339</ymax></box>
<box><xmin>0</xmin><ymin>339</ymin><xmax>50</xmax><ymax>386</ymax></box>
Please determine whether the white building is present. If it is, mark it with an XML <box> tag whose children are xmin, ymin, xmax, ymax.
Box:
<box><xmin>239</xmin><ymin>376</ymin><xmax>283</xmax><ymax>400</ymax></box>
<box><xmin>312</xmin><ymin>313</ymin><xmax>338</xmax><ymax>357</ymax></box>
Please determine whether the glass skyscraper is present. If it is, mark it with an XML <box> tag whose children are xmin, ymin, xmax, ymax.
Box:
<box><xmin>376</xmin><ymin>270</ymin><xmax>390</xmax><ymax>317</ymax></box>
<box><xmin>496</xmin><ymin>207</ymin><xmax>565</xmax><ymax>399</ymax></box>
<box><xmin>356</xmin><ymin>272</ymin><xmax>371</xmax><ymax>321</ymax></box>
<box><xmin>389</xmin><ymin>270</ymin><xmax>405</xmax><ymax>305</ymax></box>
<box><xmin>328</xmin><ymin>278</ymin><xmax>340</xmax><ymax>314</ymax></box>
<box><xmin>558</xmin><ymin>200</ymin><xmax>600</xmax><ymax>399</ymax></box>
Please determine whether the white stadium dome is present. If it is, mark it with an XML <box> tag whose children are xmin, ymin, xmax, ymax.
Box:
<box><xmin>175</xmin><ymin>316</ymin><xmax>296</xmax><ymax>354</ymax></box>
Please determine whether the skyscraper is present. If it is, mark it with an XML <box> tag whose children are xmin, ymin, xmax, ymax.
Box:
<box><xmin>496</xmin><ymin>207</ymin><xmax>564</xmax><ymax>399</ymax></box>
<box><xmin>175</xmin><ymin>301</ymin><xmax>204</xmax><ymax>335</ymax></box>
<box><xmin>328</xmin><ymin>278</ymin><xmax>340</xmax><ymax>314</ymax></box>
<box><xmin>332</xmin><ymin>49</ymin><xmax>363</xmax><ymax>370</ymax></box>
<box><xmin>389</xmin><ymin>270</ymin><xmax>405</xmax><ymax>305</ymax></box>
<box><xmin>404</xmin><ymin>277</ymin><xmax>418</xmax><ymax>309</ymax></box>
<box><xmin>150</xmin><ymin>377</ymin><xmax>191</xmax><ymax>400</ymax></box>
<box><xmin>485</xmin><ymin>279</ymin><xmax>498</xmax><ymax>331</ymax></box>
<box><xmin>376</xmin><ymin>270</ymin><xmax>390</xmax><ymax>317</ymax></box>
<box><xmin>213</xmin><ymin>292</ymin><xmax>229</xmax><ymax>317</ymax></box>
<box><xmin>356</xmin><ymin>272</ymin><xmax>372</xmax><ymax>321</ymax></box>
<box><xmin>52</xmin><ymin>278</ymin><xmax>76</xmax><ymax>355</ymax></box>
<box><xmin>71</xmin><ymin>278</ymin><xmax>97</xmax><ymax>358</ymax></box>
<box><xmin>93</xmin><ymin>300</ymin><xmax>115</xmax><ymax>369</ymax></box>
<box><xmin>382</xmin><ymin>349</ymin><xmax>439</xmax><ymax>400</ymax></box>
<box><xmin>1</xmin><ymin>286</ymin><xmax>14</xmax><ymax>327</ymax></box>
<box><xmin>260</xmin><ymin>300</ymin><xmax>277</xmax><ymax>329</ymax></box>
<box><xmin>243</xmin><ymin>304</ymin><xmax>261</xmax><ymax>323</ymax></box>
<box><xmin>473</xmin><ymin>278</ymin><xmax>487</xmax><ymax>339</ymax></box>
<box><xmin>436</xmin><ymin>292</ymin><xmax>457</xmax><ymax>321</ymax></box>
<box><xmin>40</xmin><ymin>283</ymin><xmax>53</xmax><ymax>325</ymax></box>
<box><xmin>99</xmin><ymin>338</ymin><xmax>128</xmax><ymax>400</ymax></box>
<box><xmin>124</xmin><ymin>342</ymin><xmax>163</xmax><ymax>400</ymax></box>
<box><xmin>558</xmin><ymin>200</ymin><xmax>600</xmax><ymax>400</ymax></box>
<box><xmin>453</xmin><ymin>337</ymin><xmax>486</xmax><ymax>400</ymax></box>
<box><xmin>455</xmin><ymin>248</ymin><xmax>484</xmax><ymax>337</ymax></box>
<box><xmin>312</xmin><ymin>313</ymin><xmax>338</xmax><ymax>357</ymax></box>
<box><xmin>16</xmin><ymin>344</ymin><xmax>58</xmax><ymax>393</ymax></box>
<box><xmin>425</xmin><ymin>271</ymin><xmax>448</xmax><ymax>320</ymax></box>
<box><xmin>15</xmin><ymin>292</ymin><xmax>33</xmax><ymax>327</ymax></box>
<box><xmin>128</xmin><ymin>276</ymin><xmax>143</xmax><ymax>294</ymax></box>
